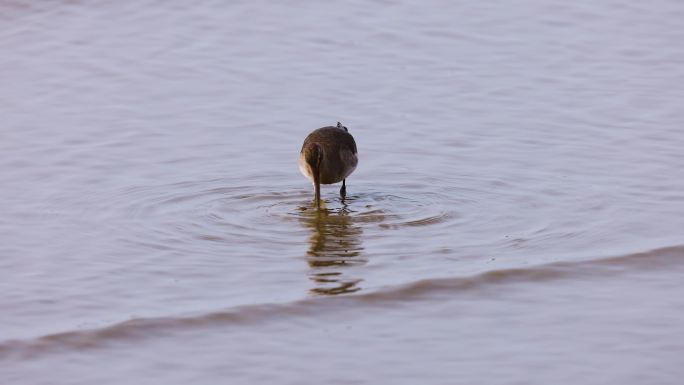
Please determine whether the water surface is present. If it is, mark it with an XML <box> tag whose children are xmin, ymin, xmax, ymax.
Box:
<box><xmin>2</xmin><ymin>1</ymin><xmax>684</xmax><ymax>384</ymax></box>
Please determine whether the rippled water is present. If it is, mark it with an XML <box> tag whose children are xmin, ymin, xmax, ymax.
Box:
<box><xmin>2</xmin><ymin>1</ymin><xmax>684</xmax><ymax>384</ymax></box>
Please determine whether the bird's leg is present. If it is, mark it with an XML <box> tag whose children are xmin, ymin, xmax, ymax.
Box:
<box><xmin>340</xmin><ymin>179</ymin><xmax>346</xmax><ymax>200</ymax></box>
<box><xmin>312</xmin><ymin>146</ymin><xmax>322</xmax><ymax>209</ymax></box>
<box><xmin>313</xmin><ymin>166</ymin><xmax>321</xmax><ymax>209</ymax></box>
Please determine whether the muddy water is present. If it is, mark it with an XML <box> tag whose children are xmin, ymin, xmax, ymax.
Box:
<box><xmin>2</xmin><ymin>1</ymin><xmax>684</xmax><ymax>384</ymax></box>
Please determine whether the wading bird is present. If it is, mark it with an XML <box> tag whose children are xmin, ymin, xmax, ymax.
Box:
<box><xmin>299</xmin><ymin>122</ymin><xmax>358</xmax><ymax>208</ymax></box>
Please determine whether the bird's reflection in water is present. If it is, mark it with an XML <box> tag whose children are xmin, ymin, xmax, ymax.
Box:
<box><xmin>299</xmin><ymin>202</ymin><xmax>365</xmax><ymax>295</ymax></box>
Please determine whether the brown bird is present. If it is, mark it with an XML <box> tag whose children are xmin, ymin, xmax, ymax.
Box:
<box><xmin>299</xmin><ymin>122</ymin><xmax>358</xmax><ymax>208</ymax></box>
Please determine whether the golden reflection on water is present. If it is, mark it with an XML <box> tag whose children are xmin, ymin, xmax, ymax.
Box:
<box><xmin>299</xmin><ymin>202</ymin><xmax>365</xmax><ymax>295</ymax></box>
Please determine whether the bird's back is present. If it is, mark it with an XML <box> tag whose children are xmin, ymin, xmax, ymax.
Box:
<box><xmin>300</xmin><ymin>126</ymin><xmax>357</xmax><ymax>184</ymax></box>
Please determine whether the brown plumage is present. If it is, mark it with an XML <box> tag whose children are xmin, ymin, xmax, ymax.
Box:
<box><xmin>299</xmin><ymin>122</ymin><xmax>358</xmax><ymax>208</ymax></box>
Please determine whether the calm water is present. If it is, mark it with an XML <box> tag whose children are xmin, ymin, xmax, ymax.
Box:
<box><xmin>2</xmin><ymin>1</ymin><xmax>684</xmax><ymax>384</ymax></box>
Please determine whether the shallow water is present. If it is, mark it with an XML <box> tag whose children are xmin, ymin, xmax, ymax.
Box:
<box><xmin>2</xmin><ymin>1</ymin><xmax>684</xmax><ymax>384</ymax></box>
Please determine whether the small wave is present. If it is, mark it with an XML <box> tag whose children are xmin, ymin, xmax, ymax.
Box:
<box><xmin>379</xmin><ymin>211</ymin><xmax>455</xmax><ymax>229</ymax></box>
<box><xmin>2</xmin><ymin>244</ymin><xmax>683</xmax><ymax>360</ymax></box>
